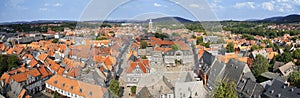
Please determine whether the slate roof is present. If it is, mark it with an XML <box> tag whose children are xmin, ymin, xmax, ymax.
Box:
<box><xmin>264</xmin><ymin>79</ymin><xmax>300</xmax><ymax>98</ymax></box>
<box><xmin>222</xmin><ymin>59</ymin><xmax>247</xmax><ymax>84</ymax></box>
<box><xmin>136</xmin><ymin>87</ymin><xmax>152</xmax><ymax>98</ymax></box>
<box><xmin>206</xmin><ymin>60</ymin><xmax>225</xmax><ymax>89</ymax></box>
<box><xmin>201</xmin><ymin>51</ymin><xmax>216</xmax><ymax>67</ymax></box>
<box><xmin>237</xmin><ymin>78</ymin><xmax>264</xmax><ymax>98</ymax></box>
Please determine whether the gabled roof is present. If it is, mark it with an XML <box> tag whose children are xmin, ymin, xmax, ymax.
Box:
<box><xmin>127</xmin><ymin>59</ymin><xmax>150</xmax><ymax>73</ymax></box>
<box><xmin>222</xmin><ymin>59</ymin><xmax>247</xmax><ymax>84</ymax></box>
<box><xmin>1</xmin><ymin>73</ymin><xmax>10</xmax><ymax>84</ymax></box>
<box><xmin>137</xmin><ymin>87</ymin><xmax>152</xmax><ymax>98</ymax></box>
<box><xmin>10</xmin><ymin>73</ymin><xmax>28</xmax><ymax>82</ymax></box>
<box><xmin>45</xmin><ymin>75</ymin><xmax>107</xmax><ymax>98</ymax></box>
<box><xmin>38</xmin><ymin>65</ymin><xmax>52</xmax><ymax>78</ymax></box>
<box><xmin>278</xmin><ymin>61</ymin><xmax>295</xmax><ymax>76</ymax></box>
<box><xmin>201</xmin><ymin>51</ymin><xmax>216</xmax><ymax>67</ymax></box>
<box><xmin>29</xmin><ymin>58</ymin><xmax>38</xmax><ymax>68</ymax></box>
<box><xmin>38</xmin><ymin>53</ymin><xmax>48</xmax><ymax>61</ymax></box>
<box><xmin>264</xmin><ymin>79</ymin><xmax>300</xmax><ymax>98</ymax></box>
<box><xmin>28</xmin><ymin>69</ymin><xmax>41</xmax><ymax>77</ymax></box>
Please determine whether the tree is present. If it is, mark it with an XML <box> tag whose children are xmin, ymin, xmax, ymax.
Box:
<box><xmin>109</xmin><ymin>79</ymin><xmax>120</xmax><ymax>97</ymax></box>
<box><xmin>52</xmin><ymin>39</ymin><xmax>59</xmax><ymax>43</ymax></box>
<box><xmin>141</xmin><ymin>55</ymin><xmax>147</xmax><ymax>59</ymax></box>
<box><xmin>131</xmin><ymin>86</ymin><xmax>137</xmax><ymax>95</ymax></box>
<box><xmin>0</xmin><ymin>55</ymin><xmax>8</xmax><ymax>76</ymax></box>
<box><xmin>289</xmin><ymin>72</ymin><xmax>300</xmax><ymax>88</ymax></box>
<box><xmin>276</xmin><ymin>52</ymin><xmax>293</xmax><ymax>63</ymax></box>
<box><xmin>251</xmin><ymin>54</ymin><xmax>269</xmax><ymax>77</ymax></box>
<box><xmin>196</xmin><ymin>37</ymin><xmax>203</xmax><ymax>45</ymax></box>
<box><xmin>251</xmin><ymin>45</ymin><xmax>263</xmax><ymax>51</ymax></box>
<box><xmin>54</xmin><ymin>92</ymin><xmax>60</xmax><ymax>98</ymax></box>
<box><xmin>140</xmin><ymin>41</ymin><xmax>147</xmax><ymax>49</ymax></box>
<box><xmin>192</xmin><ymin>35</ymin><xmax>196</xmax><ymax>39</ymax></box>
<box><xmin>212</xmin><ymin>80</ymin><xmax>238</xmax><ymax>98</ymax></box>
<box><xmin>226</xmin><ymin>42</ymin><xmax>235</xmax><ymax>53</ymax></box>
<box><xmin>201</xmin><ymin>42</ymin><xmax>210</xmax><ymax>48</ymax></box>
<box><xmin>7</xmin><ymin>54</ymin><xmax>19</xmax><ymax>70</ymax></box>
<box><xmin>293</xmin><ymin>49</ymin><xmax>300</xmax><ymax>60</ymax></box>
<box><xmin>171</xmin><ymin>44</ymin><xmax>180</xmax><ymax>50</ymax></box>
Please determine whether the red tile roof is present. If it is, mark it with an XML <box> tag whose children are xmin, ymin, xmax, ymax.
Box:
<box><xmin>127</xmin><ymin>59</ymin><xmax>149</xmax><ymax>73</ymax></box>
<box><xmin>29</xmin><ymin>59</ymin><xmax>38</xmax><ymax>68</ymax></box>
<box><xmin>38</xmin><ymin>53</ymin><xmax>48</xmax><ymax>61</ymax></box>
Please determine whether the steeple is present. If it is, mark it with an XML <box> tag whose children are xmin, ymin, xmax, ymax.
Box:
<box><xmin>148</xmin><ymin>19</ymin><xmax>153</xmax><ymax>33</ymax></box>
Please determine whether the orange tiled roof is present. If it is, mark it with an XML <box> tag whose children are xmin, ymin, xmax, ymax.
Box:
<box><xmin>45</xmin><ymin>75</ymin><xmax>107</xmax><ymax>98</ymax></box>
<box><xmin>38</xmin><ymin>65</ymin><xmax>52</xmax><ymax>78</ymax></box>
<box><xmin>28</xmin><ymin>69</ymin><xmax>41</xmax><ymax>77</ymax></box>
<box><xmin>57</xmin><ymin>68</ymin><xmax>64</xmax><ymax>75</ymax></box>
<box><xmin>1</xmin><ymin>73</ymin><xmax>10</xmax><ymax>84</ymax></box>
<box><xmin>10</xmin><ymin>73</ymin><xmax>27</xmax><ymax>82</ymax></box>
<box><xmin>18</xmin><ymin>89</ymin><xmax>26</xmax><ymax>98</ymax></box>
<box><xmin>127</xmin><ymin>59</ymin><xmax>149</xmax><ymax>73</ymax></box>
<box><xmin>38</xmin><ymin>53</ymin><xmax>48</xmax><ymax>61</ymax></box>
<box><xmin>46</xmin><ymin>58</ymin><xmax>60</xmax><ymax>72</ymax></box>
<box><xmin>29</xmin><ymin>59</ymin><xmax>38</xmax><ymax>68</ymax></box>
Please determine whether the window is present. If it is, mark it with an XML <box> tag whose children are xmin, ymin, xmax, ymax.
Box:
<box><xmin>70</xmin><ymin>86</ymin><xmax>74</xmax><ymax>90</ymax></box>
<box><xmin>54</xmin><ymin>80</ymin><xmax>57</xmax><ymax>84</ymax></box>
<box><xmin>79</xmin><ymin>88</ymin><xmax>82</xmax><ymax>93</ymax></box>
<box><xmin>62</xmin><ymin>83</ymin><xmax>65</xmax><ymax>87</ymax></box>
<box><xmin>89</xmin><ymin>91</ymin><xmax>93</xmax><ymax>96</ymax></box>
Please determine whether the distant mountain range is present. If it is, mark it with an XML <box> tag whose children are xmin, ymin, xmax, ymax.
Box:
<box><xmin>260</xmin><ymin>14</ymin><xmax>300</xmax><ymax>23</ymax></box>
<box><xmin>1</xmin><ymin>14</ymin><xmax>300</xmax><ymax>25</ymax></box>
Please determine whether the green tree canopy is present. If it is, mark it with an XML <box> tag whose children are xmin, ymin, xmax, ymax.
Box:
<box><xmin>131</xmin><ymin>86</ymin><xmax>137</xmax><ymax>95</ymax></box>
<box><xmin>212</xmin><ymin>80</ymin><xmax>238</xmax><ymax>98</ymax></box>
<box><xmin>276</xmin><ymin>52</ymin><xmax>293</xmax><ymax>63</ymax></box>
<box><xmin>201</xmin><ymin>42</ymin><xmax>210</xmax><ymax>48</ymax></box>
<box><xmin>109</xmin><ymin>79</ymin><xmax>120</xmax><ymax>97</ymax></box>
<box><xmin>7</xmin><ymin>54</ymin><xmax>19</xmax><ymax>70</ymax></box>
<box><xmin>251</xmin><ymin>45</ymin><xmax>263</xmax><ymax>51</ymax></box>
<box><xmin>171</xmin><ymin>44</ymin><xmax>180</xmax><ymax>50</ymax></box>
<box><xmin>252</xmin><ymin>54</ymin><xmax>269</xmax><ymax>77</ymax></box>
<box><xmin>140</xmin><ymin>41</ymin><xmax>147</xmax><ymax>49</ymax></box>
<box><xmin>52</xmin><ymin>39</ymin><xmax>59</xmax><ymax>43</ymax></box>
<box><xmin>293</xmin><ymin>49</ymin><xmax>300</xmax><ymax>60</ymax></box>
<box><xmin>226</xmin><ymin>42</ymin><xmax>235</xmax><ymax>53</ymax></box>
<box><xmin>289</xmin><ymin>72</ymin><xmax>300</xmax><ymax>88</ymax></box>
<box><xmin>196</xmin><ymin>36</ymin><xmax>203</xmax><ymax>45</ymax></box>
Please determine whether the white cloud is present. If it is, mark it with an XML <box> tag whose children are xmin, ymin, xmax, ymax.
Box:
<box><xmin>5</xmin><ymin>0</ymin><xmax>27</xmax><ymax>10</ymax></box>
<box><xmin>262</xmin><ymin>1</ymin><xmax>274</xmax><ymax>11</ymax></box>
<box><xmin>53</xmin><ymin>3</ymin><xmax>62</xmax><ymax>7</ymax></box>
<box><xmin>189</xmin><ymin>4</ymin><xmax>200</xmax><ymax>8</ymax></box>
<box><xmin>278</xmin><ymin>3</ymin><xmax>294</xmax><ymax>12</ymax></box>
<box><xmin>210</xmin><ymin>3</ymin><xmax>223</xmax><ymax>9</ymax></box>
<box><xmin>277</xmin><ymin>0</ymin><xmax>289</xmax><ymax>2</ymax></box>
<box><xmin>153</xmin><ymin>3</ymin><xmax>161</xmax><ymax>7</ymax></box>
<box><xmin>39</xmin><ymin>8</ymin><xmax>48</xmax><ymax>11</ymax></box>
<box><xmin>234</xmin><ymin>2</ymin><xmax>256</xmax><ymax>9</ymax></box>
<box><xmin>294</xmin><ymin>0</ymin><xmax>300</xmax><ymax>4</ymax></box>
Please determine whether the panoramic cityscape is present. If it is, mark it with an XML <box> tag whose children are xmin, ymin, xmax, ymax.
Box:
<box><xmin>1</xmin><ymin>0</ymin><xmax>300</xmax><ymax>98</ymax></box>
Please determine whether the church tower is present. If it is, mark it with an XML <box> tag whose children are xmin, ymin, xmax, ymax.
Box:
<box><xmin>148</xmin><ymin>19</ymin><xmax>153</xmax><ymax>33</ymax></box>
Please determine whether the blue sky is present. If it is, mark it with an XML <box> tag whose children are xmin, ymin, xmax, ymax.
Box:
<box><xmin>0</xmin><ymin>0</ymin><xmax>300</xmax><ymax>22</ymax></box>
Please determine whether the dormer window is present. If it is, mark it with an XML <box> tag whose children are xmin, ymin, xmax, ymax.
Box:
<box><xmin>89</xmin><ymin>91</ymin><xmax>93</xmax><ymax>96</ymax></box>
<box><xmin>80</xmin><ymin>88</ymin><xmax>83</xmax><ymax>93</ymax></box>
<box><xmin>62</xmin><ymin>83</ymin><xmax>65</xmax><ymax>87</ymax></box>
<box><xmin>54</xmin><ymin>80</ymin><xmax>57</xmax><ymax>84</ymax></box>
<box><xmin>70</xmin><ymin>86</ymin><xmax>73</xmax><ymax>90</ymax></box>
